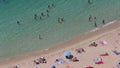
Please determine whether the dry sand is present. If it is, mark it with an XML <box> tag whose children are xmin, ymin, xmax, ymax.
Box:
<box><xmin>0</xmin><ymin>19</ymin><xmax>120</xmax><ymax>68</ymax></box>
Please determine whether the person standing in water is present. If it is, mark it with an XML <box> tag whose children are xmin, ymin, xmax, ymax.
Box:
<box><xmin>34</xmin><ymin>14</ymin><xmax>37</xmax><ymax>20</ymax></box>
<box><xmin>102</xmin><ymin>19</ymin><xmax>105</xmax><ymax>25</ymax></box>
<box><xmin>41</xmin><ymin>12</ymin><xmax>45</xmax><ymax>16</ymax></box>
<box><xmin>46</xmin><ymin>9</ymin><xmax>49</xmax><ymax>13</ymax></box>
<box><xmin>17</xmin><ymin>21</ymin><xmax>20</xmax><ymax>25</ymax></box>
<box><xmin>48</xmin><ymin>4</ymin><xmax>55</xmax><ymax>9</ymax></box>
<box><xmin>61</xmin><ymin>17</ymin><xmax>64</xmax><ymax>22</ymax></box>
<box><xmin>88</xmin><ymin>0</ymin><xmax>92</xmax><ymax>4</ymax></box>
<box><xmin>39</xmin><ymin>34</ymin><xmax>42</xmax><ymax>40</ymax></box>
<box><xmin>89</xmin><ymin>15</ymin><xmax>92</xmax><ymax>22</ymax></box>
<box><xmin>94</xmin><ymin>17</ymin><xmax>96</xmax><ymax>20</ymax></box>
<box><xmin>48</xmin><ymin>5</ymin><xmax>51</xmax><ymax>9</ymax></box>
<box><xmin>94</xmin><ymin>21</ymin><xmax>97</xmax><ymax>27</ymax></box>
<box><xmin>58</xmin><ymin>17</ymin><xmax>64</xmax><ymax>23</ymax></box>
<box><xmin>51</xmin><ymin>4</ymin><xmax>55</xmax><ymax>7</ymax></box>
<box><xmin>40</xmin><ymin>16</ymin><xmax>42</xmax><ymax>20</ymax></box>
<box><xmin>94</xmin><ymin>17</ymin><xmax>97</xmax><ymax>27</ymax></box>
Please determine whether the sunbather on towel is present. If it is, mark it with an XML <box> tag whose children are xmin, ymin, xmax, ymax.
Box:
<box><xmin>86</xmin><ymin>66</ymin><xmax>94</xmax><ymax>68</ymax></box>
<box><xmin>75</xmin><ymin>48</ymin><xmax>85</xmax><ymax>53</ymax></box>
<box><xmin>93</xmin><ymin>58</ymin><xmax>103</xmax><ymax>64</ymax></box>
<box><xmin>100</xmin><ymin>52</ymin><xmax>109</xmax><ymax>56</ymax></box>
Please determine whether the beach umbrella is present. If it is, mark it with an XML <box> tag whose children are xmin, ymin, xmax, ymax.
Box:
<box><xmin>64</xmin><ymin>51</ymin><xmax>72</xmax><ymax>56</ymax></box>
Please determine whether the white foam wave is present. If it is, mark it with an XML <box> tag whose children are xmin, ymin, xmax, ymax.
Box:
<box><xmin>103</xmin><ymin>20</ymin><xmax>117</xmax><ymax>27</ymax></box>
<box><xmin>89</xmin><ymin>20</ymin><xmax>117</xmax><ymax>33</ymax></box>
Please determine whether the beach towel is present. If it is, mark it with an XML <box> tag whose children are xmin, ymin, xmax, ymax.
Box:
<box><xmin>113</xmin><ymin>50</ymin><xmax>120</xmax><ymax>55</ymax></box>
<box><xmin>55</xmin><ymin>58</ymin><xmax>65</xmax><ymax>64</ymax></box>
<box><xmin>100</xmin><ymin>40</ymin><xmax>107</xmax><ymax>45</ymax></box>
<box><xmin>86</xmin><ymin>66</ymin><xmax>94</xmax><ymax>68</ymax></box>
<box><xmin>97</xmin><ymin>61</ymin><xmax>104</xmax><ymax>64</ymax></box>
<box><xmin>94</xmin><ymin>58</ymin><xmax>103</xmax><ymax>64</ymax></box>
<box><xmin>100</xmin><ymin>53</ymin><xmax>109</xmax><ymax>56</ymax></box>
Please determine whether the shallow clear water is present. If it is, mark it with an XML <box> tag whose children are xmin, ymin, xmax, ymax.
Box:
<box><xmin>0</xmin><ymin>0</ymin><xmax>120</xmax><ymax>59</ymax></box>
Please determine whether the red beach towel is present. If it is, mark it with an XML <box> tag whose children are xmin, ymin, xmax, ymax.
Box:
<box><xmin>97</xmin><ymin>61</ymin><xmax>104</xmax><ymax>64</ymax></box>
<box><xmin>100</xmin><ymin>53</ymin><xmax>109</xmax><ymax>56</ymax></box>
<box><xmin>86</xmin><ymin>66</ymin><xmax>94</xmax><ymax>68</ymax></box>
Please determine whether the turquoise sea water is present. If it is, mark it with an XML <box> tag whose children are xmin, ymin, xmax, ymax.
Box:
<box><xmin>0</xmin><ymin>0</ymin><xmax>120</xmax><ymax>60</ymax></box>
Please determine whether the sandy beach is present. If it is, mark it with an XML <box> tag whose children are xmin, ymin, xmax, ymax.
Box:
<box><xmin>0</xmin><ymin>19</ymin><xmax>120</xmax><ymax>68</ymax></box>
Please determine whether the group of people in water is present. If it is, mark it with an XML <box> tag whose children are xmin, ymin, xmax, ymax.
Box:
<box><xmin>16</xmin><ymin>4</ymin><xmax>55</xmax><ymax>28</ymax></box>
<box><xmin>16</xmin><ymin>3</ymin><xmax>65</xmax><ymax>40</ymax></box>
<box><xmin>58</xmin><ymin>17</ymin><xmax>64</xmax><ymax>23</ymax></box>
<box><xmin>16</xmin><ymin>0</ymin><xmax>106</xmax><ymax>41</ymax></box>
<box><xmin>87</xmin><ymin>0</ymin><xmax>105</xmax><ymax>27</ymax></box>
<box><xmin>89</xmin><ymin>15</ymin><xmax>105</xmax><ymax>27</ymax></box>
<box><xmin>35</xmin><ymin>4</ymin><xmax>55</xmax><ymax>40</ymax></box>
<box><xmin>33</xmin><ymin>3</ymin><xmax>65</xmax><ymax>24</ymax></box>
<box><xmin>34</xmin><ymin>4</ymin><xmax>55</xmax><ymax>21</ymax></box>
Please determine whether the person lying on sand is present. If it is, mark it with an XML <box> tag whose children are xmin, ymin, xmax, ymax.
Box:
<box><xmin>89</xmin><ymin>42</ymin><xmax>98</xmax><ymax>47</ymax></box>
<box><xmin>70</xmin><ymin>57</ymin><xmax>79</xmax><ymax>62</ymax></box>
<box><xmin>75</xmin><ymin>48</ymin><xmax>85</xmax><ymax>53</ymax></box>
<box><xmin>34</xmin><ymin>59</ymin><xmax>40</xmax><ymax>64</ymax></box>
<box><xmin>93</xmin><ymin>58</ymin><xmax>103</xmax><ymax>64</ymax></box>
<box><xmin>100</xmin><ymin>52</ymin><xmax>109</xmax><ymax>56</ymax></box>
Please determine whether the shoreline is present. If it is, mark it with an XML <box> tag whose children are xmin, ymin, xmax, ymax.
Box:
<box><xmin>0</xmin><ymin>19</ymin><xmax>120</xmax><ymax>66</ymax></box>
